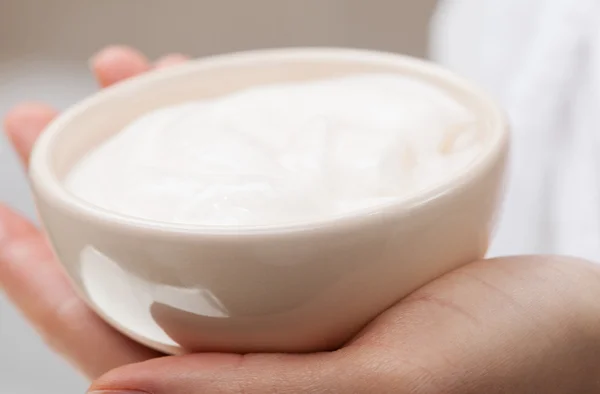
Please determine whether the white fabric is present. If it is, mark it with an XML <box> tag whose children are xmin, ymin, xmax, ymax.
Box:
<box><xmin>432</xmin><ymin>0</ymin><xmax>600</xmax><ymax>261</ymax></box>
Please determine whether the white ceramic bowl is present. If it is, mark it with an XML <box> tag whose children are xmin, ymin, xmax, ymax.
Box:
<box><xmin>29</xmin><ymin>48</ymin><xmax>509</xmax><ymax>354</ymax></box>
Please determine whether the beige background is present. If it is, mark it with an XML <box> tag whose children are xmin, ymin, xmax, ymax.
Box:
<box><xmin>0</xmin><ymin>1</ymin><xmax>437</xmax><ymax>392</ymax></box>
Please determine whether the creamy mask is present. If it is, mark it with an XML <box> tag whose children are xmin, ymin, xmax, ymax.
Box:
<box><xmin>65</xmin><ymin>73</ymin><xmax>481</xmax><ymax>226</ymax></box>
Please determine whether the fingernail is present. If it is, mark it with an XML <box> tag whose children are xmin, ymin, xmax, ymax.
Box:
<box><xmin>89</xmin><ymin>45</ymin><xmax>127</xmax><ymax>65</ymax></box>
<box><xmin>88</xmin><ymin>390</ymin><xmax>149</xmax><ymax>394</ymax></box>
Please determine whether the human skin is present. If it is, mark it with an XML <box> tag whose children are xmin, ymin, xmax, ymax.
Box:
<box><xmin>1</xmin><ymin>46</ymin><xmax>599</xmax><ymax>394</ymax></box>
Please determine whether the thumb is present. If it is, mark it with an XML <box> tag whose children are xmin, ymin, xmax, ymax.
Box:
<box><xmin>88</xmin><ymin>350</ymin><xmax>381</xmax><ymax>394</ymax></box>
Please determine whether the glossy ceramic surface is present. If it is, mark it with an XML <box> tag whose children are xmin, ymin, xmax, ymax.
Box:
<box><xmin>29</xmin><ymin>48</ymin><xmax>509</xmax><ymax>354</ymax></box>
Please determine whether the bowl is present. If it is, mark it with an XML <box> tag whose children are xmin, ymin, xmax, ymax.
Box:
<box><xmin>29</xmin><ymin>48</ymin><xmax>509</xmax><ymax>354</ymax></box>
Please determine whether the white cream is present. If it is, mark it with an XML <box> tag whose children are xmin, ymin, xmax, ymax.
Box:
<box><xmin>66</xmin><ymin>73</ymin><xmax>481</xmax><ymax>226</ymax></box>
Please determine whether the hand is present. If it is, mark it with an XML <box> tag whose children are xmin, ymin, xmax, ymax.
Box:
<box><xmin>2</xmin><ymin>47</ymin><xmax>600</xmax><ymax>394</ymax></box>
<box><xmin>0</xmin><ymin>46</ymin><xmax>187</xmax><ymax>378</ymax></box>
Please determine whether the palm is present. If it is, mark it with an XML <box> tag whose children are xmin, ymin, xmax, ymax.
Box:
<box><xmin>342</xmin><ymin>256</ymin><xmax>600</xmax><ymax>393</ymax></box>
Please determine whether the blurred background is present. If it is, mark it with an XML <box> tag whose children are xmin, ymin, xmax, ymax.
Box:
<box><xmin>0</xmin><ymin>1</ymin><xmax>454</xmax><ymax>392</ymax></box>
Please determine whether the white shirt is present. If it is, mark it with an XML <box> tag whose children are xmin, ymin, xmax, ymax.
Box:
<box><xmin>432</xmin><ymin>0</ymin><xmax>600</xmax><ymax>261</ymax></box>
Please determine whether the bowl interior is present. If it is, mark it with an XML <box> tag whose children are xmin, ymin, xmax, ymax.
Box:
<box><xmin>45</xmin><ymin>50</ymin><xmax>499</xmax><ymax>177</ymax></box>
<box><xmin>32</xmin><ymin>48</ymin><xmax>506</xmax><ymax>232</ymax></box>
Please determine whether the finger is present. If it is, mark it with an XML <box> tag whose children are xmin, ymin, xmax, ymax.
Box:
<box><xmin>90</xmin><ymin>45</ymin><xmax>151</xmax><ymax>88</ymax></box>
<box><xmin>89</xmin><ymin>350</ymin><xmax>398</xmax><ymax>394</ymax></box>
<box><xmin>0</xmin><ymin>205</ymin><xmax>159</xmax><ymax>380</ymax></box>
<box><xmin>3</xmin><ymin>102</ymin><xmax>58</xmax><ymax>166</ymax></box>
<box><xmin>154</xmin><ymin>53</ymin><xmax>189</xmax><ymax>69</ymax></box>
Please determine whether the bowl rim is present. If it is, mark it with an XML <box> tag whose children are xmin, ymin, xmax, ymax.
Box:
<box><xmin>29</xmin><ymin>47</ymin><xmax>509</xmax><ymax>237</ymax></box>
